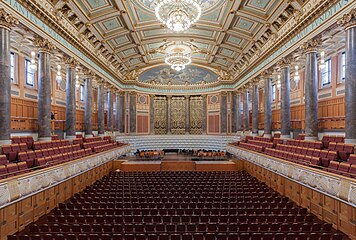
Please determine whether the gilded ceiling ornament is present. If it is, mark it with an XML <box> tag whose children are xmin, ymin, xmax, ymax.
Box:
<box><xmin>0</xmin><ymin>8</ymin><xmax>19</xmax><ymax>30</ymax></box>
<box><xmin>277</xmin><ymin>56</ymin><xmax>292</xmax><ymax>68</ymax></box>
<box><xmin>34</xmin><ymin>38</ymin><xmax>56</xmax><ymax>53</ymax></box>
<box><xmin>337</xmin><ymin>8</ymin><xmax>356</xmax><ymax>30</ymax></box>
<box><xmin>125</xmin><ymin>69</ymin><xmax>139</xmax><ymax>81</ymax></box>
<box><xmin>300</xmin><ymin>39</ymin><xmax>321</xmax><ymax>53</ymax></box>
<box><xmin>293</xmin><ymin>9</ymin><xmax>302</xmax><ymax>21</ymax></box>
<box><xmin>64</xmin><ymin>57</ymin><xmax>79</xmax><ymax>68</ymax></box>
<box><xmin>215</xmin><ymin>68</ymin><xmax>231</xmax><ymax>81</ymax></box>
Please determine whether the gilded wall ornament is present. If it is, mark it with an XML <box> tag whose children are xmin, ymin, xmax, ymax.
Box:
<box><xmin>300</xmin><ymin>39</ymin><xmax>321</xmax><ymax>53</ymax></box>
<box><xmin>0</xmin><ymin>8</ymin><xmax>18</xmax><ymax>30</ymax></box>
<box><xmin>337</xmin><ymin>8</ymin><xmax>356</xmax><ymax>30</ymax></box>
<box><xmin>34</xmin><ymin>38</ymin><xmax>56</xmax><ymax>53</ymax></box>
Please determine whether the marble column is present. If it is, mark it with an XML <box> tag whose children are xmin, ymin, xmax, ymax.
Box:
<box><xmin>115</xmin><ymin>92</ymin><xmax>119</xmax><ymax>131</ymax></box>
<box><xmin>97</xmin><ymin>81</ymin><xmax>105</xmax><ymax>136</ymax></box>
<box><xmin>35</xmin><ymin>39</ymin><xmax>56</xmax><ymax>141</ymax></box>
<box><xmin>150</xmin><ymin>95</ymin><xmax>155</xmax><ymax>135</ymax></box>
<box><xmin>185</xmin><ymin>96</ymin><xmax>190</xmax><ymax>134</ymax></box>
<box><xmin>220</xmin><ymin>93</ymin><xmax>227</xmax><ymax>134</ymax></box>
<box><xmin>301</xmin><ymin>39</ymin><xmax>320</xmax><ymax>140</ymax></box>
<box><xmin>338</xmin><ymin>10</ymin><xmax>356</xmax><ymax>144</ymax></box>
<box><xmin>251</xmin><ymin>82</ymin><xmax>259</xmax><ymax>136</ymax></box>
<box><xmin>278</xmin><ymin>57</ymin><xmax>292</xmax><ymax>139</ymax></box>
<box><xmin>83</xmin><ymin>70</ymin><xmax>94</xmax><ymax>137</ymax></box>
<box><xmin>64</xmin><ymin>57</ymin><xmax>78</xmax><ymax>140</ymax></box>
<box><xmin>129</xmin><ymin>93</ymin><xmax>136</xmax><ymax>133</ymax></box>
<box><xmin>202</xmin><ymin>95</ymin><xmax>207</xmax><ymax>134</ymax></box>
<box><xmin>232</xmin><ymin>93</ymin><xmax>237</xmax><ymax>133</ymax></box>
<box><xmin>107</xmin><ymin>87</ymin><xmax>114</xmax><ymax>132</ymax></box>
<box><xmin>118</xmin><ymin>94</ymin><xmax>125</xmax><ymax>133</ymax></box>
<box><xmin>236</xmin><ymin>92</ymin><xmax>243</xmax><ymax>131</ymax></box>
<box><xmin>0</xmin><ymin>11</ymin><xmax>17</xmax><ymax>144</ymax></box>
<box><xmin>263</xmin><ymin>73</ymin><xmax>273</xmax><ymax>138</ymax></box>
<box><xmin>167</xmin><ymin>96</ymin><xmax>172</xmax><ymax>134</ymax></box>
<box><xmin>243</xmin><ymin>89</ymin><xmax>249</xmax><ymax>131</ymax></box>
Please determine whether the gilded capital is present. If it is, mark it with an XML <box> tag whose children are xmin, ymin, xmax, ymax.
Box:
<box><xmin>337</xmin><ymin>8</ymin><xmax>356</xmax><ymax>30</ymax></box>
<box><xmin>34</xmin><ymin>38</ymin><xmax>56</xmax><ymax>53</ymax></box>
<box><xmin>0</xmin><ymin>9</ymin><xmax>18</xmax><ymax>30</ymax></box>
<box><xmin>65</xmin><ymin>57</ymin><xmax>79</xmax><ymax>68</ymax></box>
<box><xmin>83</xmin><ymin>69</ymin><xmax>95</xmax><ymax>79</ymax></box>
<box><xmin>300</xmin><ymin>39</ymin><xmax>321</xmax><ymax>53</ymax></box>
<box><xmin>261</xmin><ymin>68</ymin><xmax>274</xmax><ymax>78</ymax></box>
<box><xmin>277</xmin><ymin>56</ymin><xmax>292</xmax><ymax>68</ymax></box>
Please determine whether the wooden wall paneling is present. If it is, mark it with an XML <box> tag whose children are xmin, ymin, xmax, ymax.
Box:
<box><xmin>45</xmin><ymin>187</ymin><xmax>57</xmax><ymax>214</ymax></box>
<box><xmin>322</xmin><ymin>195</ymin><xmax>339</xmax><ymax>228</ymax></box>
<box><xmin>18</xmin><ymin>197</ymin><xmax>33</xmax><ymax>231</ymax></box>
<box><xmin>2</xmin><ymin>203</ymin><xmax>19</xmax><ymax>236</ymax></box>
<box><xmin>310</xmin><ymin>190</ymin><xmax>324</xmax><ymax>220</ymax></box>
<box><xmin>33</xmin><ymin>191</ymin><xmax>46</xmax><ymax>221</ymax></box>
<box><xmin>339</xmin><ymin>202</ymin><xmax>356</xmax><ymax>239</ymax></box>
<box><xmin>300</xmin><ymin>185</ymin><xmax>312</xmax><ymax>210</ymax></box>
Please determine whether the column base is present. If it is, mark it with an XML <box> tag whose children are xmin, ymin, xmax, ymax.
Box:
<box><xmin>264</xmin><ymin>134</ymin><xmax>272</xmax><ymax>138</ymax></box>
<box><xmin>281</xmin><ymin>135</ymin><xmax>291</xmax><ymax>139</ymax></box>
<box><xmin>38</xmin><ymin>137</ymin><xmax>52</xmax><ymax>142</ymax></box>
<box><xmin>345</xmin><ymin>139</ymin><xmax>356</xmax><ymax>144</ymax></box>
<box><xmin>305</xmin><ymin>136</ymin><xmax>318</xmax><ymax>141</ymax></box>
<box><xmin>0</xmin><ymin>139</ymin><xmax>11</xmax><ymax>145</ymax></box>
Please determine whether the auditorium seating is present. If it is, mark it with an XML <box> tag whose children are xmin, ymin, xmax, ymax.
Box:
<box><xmin>9</xmin><ymin>171</ymin><xmax>344</xmax><ymax>240</ymax></box>
<box><xmin>322</xmin><ymin>135</ymin><xmax>344</xmax><ymax>148</ymax></box>
<box><xmin>232</xmin><ymin>136</ymin><xmax>356</xmax><ymax>178</ymax></box>
<box><xmin>0</xmin><ymin>136</ymin><xmax>127</xmax><ymax>181</ymax></box>
<box><xmin>11</xmin><ymin>136</ymin><xmax>34</xmax><ymax>149</ymax></box>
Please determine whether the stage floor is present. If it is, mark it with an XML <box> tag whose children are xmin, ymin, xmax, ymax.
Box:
<box><xmin>126</xmin><ymin>152</ymin><xmax>227</xmax><ymax>162</ymax></box>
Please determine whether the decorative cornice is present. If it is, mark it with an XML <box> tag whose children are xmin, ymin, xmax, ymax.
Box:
<box><xmin>300</xmin><ymin>39</ymin><xmax>321</xmax><ymax>53</ymax></box>
<box><xmin>82</xmin><ymin>69</ymin><xmax>96</xmax><ymax>79</ymax></box>
<box><xmin>337</xmin><ymin>8</ymin><xmax>356</xmax><ymax>30</ymax></box>
<box><xmin>0</xmin><ymin>8</ymin><xmax>18</xmax><ymax>30</ymax></box>
<box><xmin>34</xmin><ymin>38</ymin><xmax>56</xmax><ymax>53</ymax></box>
<box><xmin>65</xmin><ymin>57</ymin><xmax>79</xmax><ymax>68</ymax></box>
<box><xmin>277</xmin><ymin>56</ymin><xmax>292</xmax><ymax>68</ymax></box>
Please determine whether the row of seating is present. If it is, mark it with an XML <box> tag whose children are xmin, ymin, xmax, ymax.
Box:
<box><xmin>246</xmin><ymin>140</ymin><xmax>273</xmax><ymax>150</ymax></box>
<box><xmin>2</xmin><ymin>143</ymin><xmax>29</xmax><ymax>161</ymax></box>
<box><xmin>83</xmin><ymin>140</ymin><xmax>110</xmax><ymax>151</ymax></box>
<box><xmin>284</xmin><ymin>139</ymin><xmax>323</xmax><ymax>150</ymax></box>
<box><xmin>28</xmin><ymin>222</ymin><xmax>332</xmax><ymax>233</ymax></box>
<box><xmin>84</xmin><ymin>136</ymin><xmax>103</xmax><ymax>143</ymax></box>
<box><xmin>93</xmin><ymin>143</ymin><xmax>119</xmax><ymax>153</ymax></box>
<box><xmin>275</xmin><ymin>144</ymin><xmax>337</xmax><ymax>167</ymax></box>
<box><xmin>322</xmin><ymin>135</ymin><xmax>344</xmax><ymax>148</ymax></box>
<box><xmin>9</xmin><ymin>232</ymin><xmax>344</xmax><ymax>240</ymax></box>
<box><xmin>32</xmin><ymin>140</ymin><xmax>71</xmax><ymax>150</ymax></box>
<box><xmin>35</xmin><ymin>149</ymin><xmax>93</xmax><ymax>168</ymax></box>
<box><xmin>253</xmin><ymin>136</ymin><xmax>272</xmax><ymax>142</ymax></box>
<box><xmin>11</xmin><ymin>136</ymin><xmax>34</xmax><ymax>148</ymax></box>
<box><xmin>327</xmin><ymin>142</ymin><xmax>354</xmax><ymax>160</ymax></box>
<box><xmin>0</xmin><ymin>162</ymin><xmax>29</xmax><ymax>179</ymax></box>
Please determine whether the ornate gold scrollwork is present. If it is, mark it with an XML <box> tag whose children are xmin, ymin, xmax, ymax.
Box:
<box><xmin>171</xmin><ymin>96</ymin><xmax>186</xmax><ymax>135</ymax></box>
<box><xmin>190</xmin><ymin>96</ymin><xmax>203</xmax><ymax>134</ymax></box>
<box><xmin>154</xmin><ymin>96</ymin><xmax>167</xmax><ymax>134</ymax></box>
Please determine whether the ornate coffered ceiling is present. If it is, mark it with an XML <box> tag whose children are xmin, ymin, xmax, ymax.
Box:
<box><xmin>50</xmin><ymin>0</ymin><xmax>302</xmax><ymax>79</ymax></box>
<box><xmin>4</xmin><ymin>0</ymin><xmax>354</xmax><ymax>92</ymax></box>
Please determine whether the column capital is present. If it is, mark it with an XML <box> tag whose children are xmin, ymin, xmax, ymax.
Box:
<box><xmin>34</xmin><ymin>38</ymin><xmax>56</xmax><ymax>53</ymax></box>
<box><xmin>82</xmin><ymin>69</ymin><xmax>96</xmax><ymax>79</ymax></box>
<box><xmin>65</xmin><ymin>57</ymin><xmax>79</xmax><ymax>68</ymax></box>
<box><xmin>300</xmin><ymin>39</ymin><xmax>321</xmax><ymax>53</ymax></box>
<box><xmin>277</xmin><ymin>56</ymin><xmax>292</xmax><ymax>68</ymax></box>
<box><xmin>0</xmin><ymin>9</ymin><xmax>18</xmax><ymax>30</ymax></box>
<box><xmin>261</xmin><ymin>68</ymin><xmax>274</xmax><ymax>78</ymax></box>
<box><xmin>337</xmin><ymin>8</ymin><xmax>356</xmax><ymax>30</ymax></box>
<box><xmin>251</xmin><ymin>77</ymin><xmax>261</xmax><ymax>85</ymax></box>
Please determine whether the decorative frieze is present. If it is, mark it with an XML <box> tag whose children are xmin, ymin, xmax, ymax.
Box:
<box><xmin>0</xmin><ymin>8</ymin><xmax>18</xmax><ymax>30</ymax></box>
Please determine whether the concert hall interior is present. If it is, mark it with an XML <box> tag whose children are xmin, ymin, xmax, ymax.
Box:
<box><xmin>0</xmin><ymin>0</ymin><xmax>356</xmax><ymax>239</ymax></box>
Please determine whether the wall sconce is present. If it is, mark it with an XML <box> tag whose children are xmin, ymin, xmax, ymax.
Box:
<box><xmin>319</xmin><ymin>51</ymin><xmax>325</xmax><ymax>69</ymax></box>
<box><xmin>277</xmin><ymin>75</ymin><xmax>281</xmax><ymax>88</ymax></box>
<box><xmin>56</xmin><ymin>65</ymin><xmax>62</xmax><ymax>84</ymax></box>
<box><xmin>294</xmin><ymin>65</ymin><xmax>300</xmax><ymax>85</ymax></box>
<box><xmin>29</xmin><ymin>51</ymin><xmax>37</xmax><ymax>70</ymax></box>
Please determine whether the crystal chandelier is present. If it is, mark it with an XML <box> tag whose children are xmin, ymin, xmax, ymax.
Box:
<box><xmin>155</xmin><ymin>0</ymin><xmax>202</xmax><ymax>32</ymax></box>
<box><xmin>164</xmin><ymin>44</ymin><xmax>192</xmax><ymax>71</ymax></box>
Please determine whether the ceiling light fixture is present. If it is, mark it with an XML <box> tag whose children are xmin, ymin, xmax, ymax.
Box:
<box><xmin>164</xmin><ymin>44</ymin><xmax>192</xmax><ymax>71</ymax></box>
<box><xmin>155</xmin><ymin>0</ymin><xmax>202</xmax><ymax>32</ymax></box>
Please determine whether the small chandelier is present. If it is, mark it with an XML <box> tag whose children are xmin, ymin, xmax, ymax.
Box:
<box><xmin>155</xmin><ymin>0</ymin><xmax>202</xmax><ymax>32</ymax></box>
<box><xmin>164</xmin><ymin>44</ymin><xmax>192</xmax><ymax>71</ymax></box>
